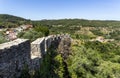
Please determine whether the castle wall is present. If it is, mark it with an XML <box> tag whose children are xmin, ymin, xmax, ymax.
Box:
<box><xmin>31</xmin><ymin>37</ymin><xmax>45</xmax><ymax>70</ymax></box>
<box><xmin>45</xmin><ymin>35</ymin><xmax>54</xmax><ymax>52</ymax></box>
<box><xmin>0</xmin><ymin>34</ymin><xmax>71</xmax><ymax>78</ymax></box>
<box><xmin>0</xmin><ymin>39</ymin><xmax>30</xmax><ymax>78</ymax></box>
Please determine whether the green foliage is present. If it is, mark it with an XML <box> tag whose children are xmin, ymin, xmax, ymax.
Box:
<box><xmin>33</xmin><ymin>19</ymin><xmax>120</xmax><ymax>27</ymax></box>
<box><xmin>19</xmin><ymin>64</ymin><xmax>30</xmax><ymax>78</ymax></box>
<box><xmin>67</xmin><ymin>41</ymin><xmax>120</xmax><ymax>78</ymax></box>
<box><xmin>54</xmin><ymin>54</ymin><xmax>65</xmax><ymax>78</ymax></box>
<box><xmin>33</xmin><ymin>47</ymin><xmax>65</xmax><ymax>78</ymax></box>
<box><xmin>17</xmin><ymin>25</ymin><xmax>50</xmax><ymax>41</ymax></box>
<box><xmin>2</xmin><ymin>14</ymin><xmax>120</xmax><ymax>78</ymax></box>
<box><xmin>33</xmin><ymin>19</ymin><xmax>120</xmax><ymax>36</ymax></box>
<box><xmin>109</xmin><ymin>30</ymin><xmax>120</xmax><ymax>40</ymax></box>
<box><xmin>91</xmin><ymin>29</ymin><xmax>103</xmax><ymax>36</ymax></box>
<box><xmin>84</xmin><ymin>41</ymin><xmax>113</xmax><ymax>53</ymax></box>
<box><xmin>0</xmin><ymin>32</ymin><xmax>8</xmax><ymax>44</ymax></box>
<box><xmin>0</xmin><ymin>14</ymin><xmax>31</xmax><ymax>28</ymax></box>
<box><xmin>34</xmin><ymin>26</ymin><xmax>49</xmax><ymax>36</ymax></box>
<box><xmin>75</xmin><ymin>34</ymin><xmax>92</xmax><ymax>39</ymax></box>
<box><xmin>17</xmin><ymin>29</ymin><xmax>43</xmax><ymax>41</ymax></box>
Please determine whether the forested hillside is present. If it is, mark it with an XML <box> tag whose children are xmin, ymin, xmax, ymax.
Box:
<box><xmin>1</xmin><ymin>14</ymin><xmax>120</xmax><ymax>78</ymax></box>
<box><xmin>31</xmin><ymin>18</ymin><xmax>120</xmax><ymax>78</ymax></box>
<box><xmin>33</xmin><ymin>19</ymin><xmax>120</xmax><ymax>27</ymax></box>
<box><xmin>1</xmin><ymin>14</ymin><xmax>120</xmax><ymax>28</ymax></box>
<box><xmin>0</xmin><ymin>14</ymin><xmax>31</xmax><ymax>28</ymax></box>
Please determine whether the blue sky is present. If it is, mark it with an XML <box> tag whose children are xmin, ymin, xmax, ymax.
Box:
<box><xmin>0</xmin><ymin>0</ymin><xmax>120</xmax><ymax>20</ymax></box>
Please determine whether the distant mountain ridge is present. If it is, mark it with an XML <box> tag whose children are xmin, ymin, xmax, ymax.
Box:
<box><xmin>1</xmin><ymin>14</ymin><xmax>120</xmax><ymax>28</ymax></box>
<box><xmin>0</xmin><ymin>14</ymin><xmax>26</xmax><ymax>21</ymax></box>
<box><xmin>0</xmin><ymin>14</ymin><xmax>31</xmax><ymax>28</ymax></box>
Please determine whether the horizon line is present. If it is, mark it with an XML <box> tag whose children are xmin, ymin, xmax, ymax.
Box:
<box><xmin>1</xmin><ymin>14</ymin><xmax>120</xmax><ymax>21</ymax></box>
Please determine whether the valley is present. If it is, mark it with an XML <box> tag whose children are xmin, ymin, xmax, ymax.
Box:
<box><xmin>0</xmin><ymin>14</ymin><xmax>120</xmax><ymax>78</ymax></box>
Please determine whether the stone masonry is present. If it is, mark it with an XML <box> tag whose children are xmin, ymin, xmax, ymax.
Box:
<box><xmin>31</xmin><ymin>37</ymin><xmax>45</xmax><ymax>70</ymax></box>
<box><xmin>0</xmin><ymin>34</ymin><xmax>71</xmax><ymax>78</ymax></box>
<box><xmin>0</xmin><ymin>39</ymin><xmax>30</xmax><ymax>78</ymax></box>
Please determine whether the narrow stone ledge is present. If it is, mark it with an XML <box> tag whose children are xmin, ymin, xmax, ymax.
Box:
<box><xmin>0</xmin><ymin>38</ymin><xmax>29</xmax><ymax>50</ymax></box>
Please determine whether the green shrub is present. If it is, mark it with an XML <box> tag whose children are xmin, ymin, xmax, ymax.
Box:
<box><xmin>17</xmin><ymin>30</ymin><xmax>44</xmax><ymax>41</ymax></box>
<box><xmin>19</xmin><ymin>64</ymin><xmax>30</xmax><ymax>78</ymax></box>
<box><xmin>0</xmin><ymin>32</ymin><xmax>8</xmax><ymax>44</ymax></box>
<box><xmin>34</xmin><ymin>26</ymin><xmax>49</xmax><ymax>36</ymax></box>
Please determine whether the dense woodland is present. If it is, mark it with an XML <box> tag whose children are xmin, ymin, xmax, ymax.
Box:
<box><xmin>0</xmin><ymin>14</ymin><xmax>31</xmax><ymax>28</ymax></box>
<box><xmin>1</xmin><ymin>14</ymin><xmax>120</xmax><ymax>28</ymax></box>
<box><xmin>1</xmin><ymin>14</ymin><xmax>120</xmax><ymax>78</ymax></box>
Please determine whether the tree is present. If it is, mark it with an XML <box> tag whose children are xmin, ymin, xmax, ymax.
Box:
<box><xmin>34</xmin><ymin>26</ymin><xmax>49</xmax><ymax>36</ymax></box>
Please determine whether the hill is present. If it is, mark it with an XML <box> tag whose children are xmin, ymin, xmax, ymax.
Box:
<box><xmin>0</xmin><ymin>14</ymin><xmax>31</xmax><ymax>28</ymax></box>
<box><xmin>1</xmin><ymin>14</ymin><xmax>120</xmax><ymax>28</ymax></box>
<box><xmin>33</xmin><ymin>19</ymin><xmax>120</xmax><ymax>27</ymax></box>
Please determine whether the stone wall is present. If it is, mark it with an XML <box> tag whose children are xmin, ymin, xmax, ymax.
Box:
<box><xmin>0</xmin><ymin>39</ymin><xmax>30</xmax><ymax>78</ymax></box>
<box><xmin>45</xmin><ymin>35</ymin><xmax>54</xmax><ymax>52</ymax></box>
<box><xmin>0</xmin><ymin>34</ymin><xmax>71</xmax><ymax>78</ymax></box>
<box><xmin>30</xmin><ymin>35</ymin><xmax>57</xmax><ymax>70</ymax></box>
<box><xmin>31</xmin><ymin>37</ymin><xmax>45</xmax><ymax>70</ymax></box>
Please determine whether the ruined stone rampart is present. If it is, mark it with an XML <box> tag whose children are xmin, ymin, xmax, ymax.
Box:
<box><xmin>31</xmin><ymin>37</ymin><xmax>45</xmax><ymax>70</ymax></box>
<box><xmin>0</xmin><ymin>34</ymin><xmax>71</xmax><ymax>78</ymax></box>
<box><xmin>31</xmin><ymin>37</ymin><xmax>45</xmax><ymax>58</ymax></box>
<box><xmin>0</xmin><ymin>39</ymin><xmax>30</xmax><ymax>78</ymax></box>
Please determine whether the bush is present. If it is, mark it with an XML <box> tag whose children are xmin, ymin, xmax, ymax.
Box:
<box><xmin>67</xmin><ymin>41</ymin><xmax>120</xmax><ymax>78</ymax></box>
<box><xmin>34</xmin><ymin>26</ymin><xmax>49</xmax><ymax>36</ymax></box>
<box><xmin>19</xmin><ymin>64</ymin><xmax>30</xmax><ymax>78</ymax></box>
<box><xmin>17</xmin><ymin>29</ymin><xmax>44</xmax><ymax>41</ymax></box>
<box><xmin>0</xmin><ymin>32</ymin><xmax>8</xmax><ymax>44</ymax></box>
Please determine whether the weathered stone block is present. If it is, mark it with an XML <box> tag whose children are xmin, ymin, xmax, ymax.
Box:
<box><xmin>0</xmin><ymin>38</ymin><xmax>31</xmax><ymax>78</ymax></box>
<box><xmin>31</xmin><ymin>37</ymin><xmax>45</xmax><ymax>70</ymax></box>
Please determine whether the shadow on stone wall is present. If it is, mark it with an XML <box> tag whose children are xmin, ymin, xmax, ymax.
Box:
<box><xmin>0</xmin><ymin>34</ymin><xmax>71</xmax><ymax>78</ymax></box>
<box><xmin>0</xmin><ymin>39</ymin><xmax>31</xmax><ymax>78</ymax></box>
